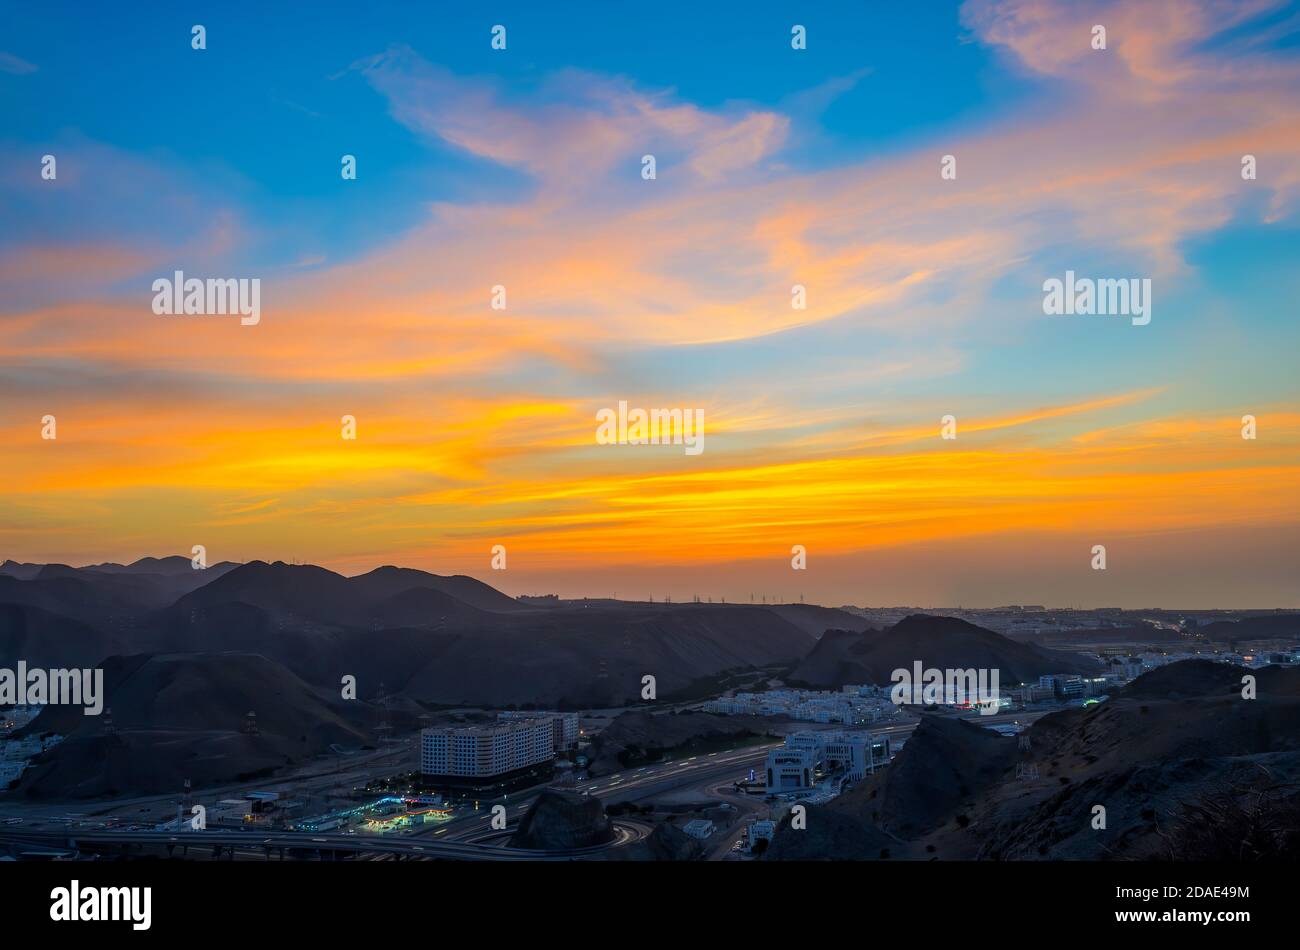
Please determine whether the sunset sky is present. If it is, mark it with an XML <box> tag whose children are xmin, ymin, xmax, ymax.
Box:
<box><xmin>2</xmin><ymin>0</ymin><xmax>1298</xmax><ymax>607</ymax></box>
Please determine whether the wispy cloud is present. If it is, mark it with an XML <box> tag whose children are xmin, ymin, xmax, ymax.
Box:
<box><xmin>0</xmin><ymin>51</ymin><xmax>37</xmax><ymax>75</ymax></box>
<box><xmin>2</xmin><ymin>0</ymin><xmax>1297</xmax><ymax>602</ymax></box>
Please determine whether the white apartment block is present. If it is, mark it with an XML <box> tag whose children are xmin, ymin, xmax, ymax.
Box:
<box><xmin>497</xmin><ymin>710</ymin><xmax>580</xmax><ymax>750</ymax></box>
<box><xmin>421</xmin><ymin>719</ymin><xmax>555</xmax><ymax>778</ymax></box>
<box><xmin>703</xmin><ymin>687</ymin><xmax>900</xmax><ymax>726</ymax></box>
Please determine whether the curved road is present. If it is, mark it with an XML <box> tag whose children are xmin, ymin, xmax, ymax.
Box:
<box><xmin>0</xmin><ymin>711</ymin><xmax>1040</xmax><ymax>861</ymax></box>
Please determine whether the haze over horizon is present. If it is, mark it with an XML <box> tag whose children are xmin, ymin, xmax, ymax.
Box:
<box><xmin>4</xmin><ymin>0</ymin><xmax>1299</xmax><ymax>609</ymax></box>
<box><xmin>8</xmin><ymin>549</ymin><xmax>1296</xmax><ymax>612</ymax></box>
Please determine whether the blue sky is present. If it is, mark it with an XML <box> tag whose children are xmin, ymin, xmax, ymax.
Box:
<box><xmin>2</xmin><ymin>0</ymin><xmax>1299</xmax><ymax>606</ymax></box>
<box><xmin>3</xmin><ymin>2</ymin><xmax>1015</xmax><ymax>264</ymax></box>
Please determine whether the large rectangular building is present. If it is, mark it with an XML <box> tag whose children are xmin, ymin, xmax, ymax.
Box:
<box><xmin>765</xmin><ymin>731</ymin><xmax>892</xmax><ymax>791</ymax></box>
<box><xmin>766</xmin><ymin>747</ymin><xmax>816</xmax><ymax>791</ymax></box>
<box><xmin>421</xmin><ymin>719</ymin><xmax>555</xmax><ymax>779</ymax></box>
<box><xmin>497</xmin><ymin>710</ymin><xmax>580</xmax><ymax>750</ymax></box>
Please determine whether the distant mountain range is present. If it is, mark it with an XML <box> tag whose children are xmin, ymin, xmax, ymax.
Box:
<box><xmin>2</xmin><ymin>556</ymin><xmax>833</xmax><ymax>796</ymax></box>
<box><xmin>3</xmin><ymin>559</ymin><xmax>1112</xmax><ymax>713</ymax></box>
<box><xmin>1</xmin><ymin>556</ymin><xmax>820</xmax><ymax>712</ymax></box>
<box><xmin>3</xmin><ymin>554</ymin><xmax>1217</xmax><ymax>801</ymax></box>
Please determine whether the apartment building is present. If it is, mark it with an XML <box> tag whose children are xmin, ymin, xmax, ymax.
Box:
<box><xmin>421</xmin><ymin>719</ymin><xmax>555</xmax><ymax>779</ymax></box>
<box><xmin>497</xmin><ymin>710</ymin><xmax>580</xmax><ymax>750</ymax></box>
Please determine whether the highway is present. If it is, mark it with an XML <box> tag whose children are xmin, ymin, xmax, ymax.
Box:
<box><xmin>0</xmin><ymin>741</ymin><xmax>777</xmax><ymax>860</ymax></box>
<box><xmin>0</xmin><ymin>819</ymin><xmax>653</xmax><ymax>862</ymax></box>
<box><xmin>423</xmin><ymin>740</ymin><xmax>782</xmax><ymax>844</ymax></box>
<box><xmin>0</xmin><ymin>710</ymin><xmax>1042</xmax><ymax>861</ymax></box>
<box><xmin>0</xmin><ymin>740</ymin><xmax>417</xmax><ymax>830</ymax></box>
<box><xmin>388</xmin><ymin>710</ymin><xmax>1038</xmax><ymax>852</ymax></box>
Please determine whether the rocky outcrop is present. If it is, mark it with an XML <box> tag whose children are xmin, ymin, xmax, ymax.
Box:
<box><xmin>508</xmin><ymin>789</ymin><xmax>613</xmax><ymax>851</ymax></box>
<box><xmin>763</xmin><ymin>807</ymin><xmax>898</xmax><ymax>861</ymax></box>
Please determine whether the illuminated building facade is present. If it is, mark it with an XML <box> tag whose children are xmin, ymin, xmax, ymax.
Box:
<box><xmin>421</xmin><ymin>719</ymin><xmax>555</xmax><ymax>778</ymax></box>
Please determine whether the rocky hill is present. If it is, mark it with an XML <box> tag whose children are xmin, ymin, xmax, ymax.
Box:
<box><xmin>789</xmin><ymin>614</ymin><xmax>1100</xmax><ymax>688</ymax></box>
<box><xmin>509</xmin><ymin>789</ymin><xmax>613</xmax><ymax>850</ymax></box>
<box><xmin>1</xmin><ymin>557</ymin><xmax>816</xmax><ymax>709</ymax></box>
<box><xmin>767</xmin><ymin>660</ymin><xmax>1300</xmax><ymax>861</ymax></box>
<box><xmin>10</xmin><ymin>652</ymin><xmax>379</xmax><ymax>799</ymax></box>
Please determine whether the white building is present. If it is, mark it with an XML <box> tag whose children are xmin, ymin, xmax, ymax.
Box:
<box><xmin>682</xmin><ymin>819</ymin><xmax>715</xmax><ymax>839</ymax></box>
<box><xmin>795</xmin><ymin>730</ymin><xmax>890</xmax><ymax>781</ymax></box>
<box><xmin>817</xmin><ymin>732</ymin><xmax>874</xmax><ymax>782</ymax></box>
<box><xmin>703</xmin><ymin>687</ymin><xmax>900</xmax><ymax>726</ymax></box>
<box><xmin>766</xmin><ymin>746</ymin><xmax>816</xmax><ymax>791</ymax></box>
<box><xmin>765</xmin><ymin>730</ymin><xmax>891</xmax><ymax>791</ymax></box>
<box><xmin>783</xmin><ymin>732</ymin><xmax>823</xmax><ymax>755</ymax></box>
<box><xmin>1</xmin><ymin>705</ymin><xmax>41</xmax><ymax>733</ymax></box>
<box><xmin>747</xmin><ymin>820</ymin><xmax>776</xmax><ymax>849</ymax></box>
<box><xmin>497</xmin><ymin>710</ymin><xmax>580</xmax><ymax>750</ymax></box>
<box><xmin>0</xmin><ymin>732</ymin><xmax>62</xmax><ymax>786</ymax></box>
<box><xmin>421</xmin><ymin>719</ymin><xmax>555</xmax><ymax>778</ymax></box>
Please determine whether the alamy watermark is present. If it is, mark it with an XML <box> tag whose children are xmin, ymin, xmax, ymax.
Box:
<box><xmin>596</xmin><ymin>400</ymin><xmax>704</xmax><ymax>455</ymax></box>
<box><xmin>0</xmin><ymin>662</ymin><xmax>104</xmax><ymax>715</ymax></box>
<box><xmin>889</xmin><ymin>662</ymin><xmax>1000</xmax><ymax>715</ymax></box>
<box><xmin>1042</xmin><ymin>270</ymin><xmax>1150</xmax><ymax>326</ymax></box>
<box><xmin>152</xmin><ymin>270</ymin><xmax>261</xmax><ymax>326</ymax></box>
<box><xmin>50</xmin><ymin>880</ymin><xmax>151</xmax><ymax>930</ymax></box>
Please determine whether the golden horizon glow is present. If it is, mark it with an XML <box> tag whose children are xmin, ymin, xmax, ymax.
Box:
<box><xmin>4</xmin><ymin>0</ymin><xmax>1299</xmax><ymax>607</ymax></box>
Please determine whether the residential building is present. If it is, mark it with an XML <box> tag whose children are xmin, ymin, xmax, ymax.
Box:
<box><xmin>421</xmin><ymin>719</ymin><xmax>555</xmax><ymax>778</ymax></box>
<box><xmin>498</xmin><ymin>710</ymin><xmax>580</xmax><ymax>750</ymax></box>
<box><xmin>682</xmin><ymin>819</ymin><xmax>715</xmax><ymax>839</ymax></box>
<box><xmin>747</xmin><ymin>820</ymin><xmax>776</xmax><ymax>849</ymax></box>
<box><xmin>703</xmin><ymin>686</ymin><xmax>901</xmax><ymax>725</ymax></box>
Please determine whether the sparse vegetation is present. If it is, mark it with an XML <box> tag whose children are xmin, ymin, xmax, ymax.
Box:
<box><xmin>1156</xmin><ymin>776</ymin><xmax>1300</xmax><ymax>862</ymax></box>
